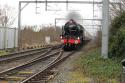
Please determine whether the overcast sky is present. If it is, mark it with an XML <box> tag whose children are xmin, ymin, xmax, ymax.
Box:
<box><xmin>0</xmin><ymin>0</ymin><xmax>102</xmax><ymax>24</ymax></box>
<box><xmin>0</xmin><ymin>0</ymin><xmax>120</xmax><ymax>35</ymax></box>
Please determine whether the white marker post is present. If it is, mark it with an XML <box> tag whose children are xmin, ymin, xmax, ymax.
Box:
<box><xmin>45</xmin><ymin>36</ymin><xmax>51</xmax><ymax>44</ymax></box>
<box><xmin>101</xmin><ymin>0</ymin><xmax>109</xmax><ymax>59</ymax></box>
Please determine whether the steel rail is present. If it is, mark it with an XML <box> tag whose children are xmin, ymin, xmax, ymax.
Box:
<box><xmin>0</xmin><ymin>46</ymin><xmax>51</xmax><ymax>60</ymax></box>
<box><xmin>0</xmin><ymin>49</ymin><xmax>48</xmax><ymax>62</ymax></box>
<box><xmin>0</xmin><ymin>45</ymin><xmax>61</xmax><ymax>62</ymax></box>
<box><xmin>20</xmin><ymin>51</ymin><xmax>75</xmax><ymax>83</ymax></box>
<box><xmin>0</xmin><ymin>50</ymin><xmax>62</xmax><ymax>79</ymax></box>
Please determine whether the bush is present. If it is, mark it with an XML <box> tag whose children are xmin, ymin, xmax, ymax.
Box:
<box><xmin>109</xmin><ymin>27</ymin><xmax>125</xmax><ymax>57</ymax></box>
<box><xmin>110</xmin><ymin>11</ymin><xmax>125</xmax><ymax>36</ymax></box>
<box><xmin>109</xmin><ymin>11</ymin><xmax>125</xmax><ymax>57</ymax></box>
<box><xmin>76</xmin><ymin>48</ymin><xmax>122</xmax><ymax>82</ymax></box>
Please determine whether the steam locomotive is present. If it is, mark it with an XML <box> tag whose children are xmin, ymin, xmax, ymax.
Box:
<box><xmin>60</xmin><ymin>19</ymin><xmax>85</xmax><ymax>50</ymax></box>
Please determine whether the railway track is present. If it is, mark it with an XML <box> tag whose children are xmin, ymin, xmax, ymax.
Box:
<box><xmin>0</xmin><ymin>49</ymin><xmax>63</xmax><ymax>83</ymax></box>
<box><xmin>0</xmin><ymin>48</ymin><xmax>75</xmax><ymax>83</ymax></box>
<box><xmin>20</xmin><ymin>51</ymin><xmax>75</xmax><ymax>83</ymax></box>
<box><xmin>0</xmin><ymin>44</ymin><xmax>75</xmax><ymax>83</ymax></box>
<box><xmin>0</xmin><ymin>48</ymin><xmax>52</xmax><ymax>72</ymax></box>
<box><xmin>0</xmin><ymin>45</ymin><xmax>61</xmax><ymax>72</ymax></box>
<box><xmin>0</xmin><ymin>45</ymin><xmax>62</xmax><ymax>64</ymax></box>
<box><xmin>0</xmin><ymin>46</ymin><xmax>52</xmax><ymax>62</ymax></box>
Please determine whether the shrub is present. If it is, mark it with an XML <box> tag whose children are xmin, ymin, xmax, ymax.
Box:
<box><xmin>109</xmin><ymin>11</ymin><xmax>125</xmax><ymax>57</ymax></box>
<box><xmin>109</xmin><ymin>27</ymin><xmax>125</xmax><ymax>57</ymax></box>
<box><xmin>110</xmin><ymin>11</ymin><xmax>125</xmax><ymax>36</ymax></box>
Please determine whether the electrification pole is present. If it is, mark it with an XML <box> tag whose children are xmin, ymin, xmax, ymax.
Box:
<box><xmin>101</xmin><ymin>0</ymin><xmax>109</xmax><ymax>59</ymax></box>
<box><xmin>18</xmin><ymin>2</ymin><xmax>29</xmax><ymax>49</ymax></box>
<box><xmin>18</xmin><ymin>2</ymin><xmax>21</xmax><ymax>49</ymax></box>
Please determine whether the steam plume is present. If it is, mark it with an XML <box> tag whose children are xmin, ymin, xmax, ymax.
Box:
<box><xmin>66</xmin><ymin>11</ymin><xmax>83</xmax><ymax>24</ymax></box>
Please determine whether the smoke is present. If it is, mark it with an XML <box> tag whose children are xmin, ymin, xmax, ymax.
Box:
<box><xmin>66</xmin><ymin>11</ymin><xmax>83</xmax><ymax>23</ymax></box>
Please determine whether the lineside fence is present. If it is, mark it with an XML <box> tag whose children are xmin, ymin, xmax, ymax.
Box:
<box><xmin>0</xmin><ymin>27</ymin><xmax>18</xmax><ymax>49</ymax></box>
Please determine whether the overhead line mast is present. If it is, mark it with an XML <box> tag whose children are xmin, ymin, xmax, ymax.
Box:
<box><xmin>101</xmin><ymin>0</ymin><xmax>109</xmax><ymax>59</ymax></box>
<box><xmin>18</xmin><ymin>0</ymin><xmax>121</xmax><ymax>58</ymax></box>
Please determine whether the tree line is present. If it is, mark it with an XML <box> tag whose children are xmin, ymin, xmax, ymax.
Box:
<box><xmin>20</xmin><ymin>25</ymin><xmax>61</xmax><ymax>47</ymax></box>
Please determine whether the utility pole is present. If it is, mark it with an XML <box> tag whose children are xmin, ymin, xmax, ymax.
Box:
<box><xmin>18</xmin><ymin>2</ymin><xmax>29</xmax><ymax>49</ymax></box>
<box><xmin>18</xmin><ymin>2</ymin><xmax>21</xmax><ymax>49</ymax></box>
<box><xmin>4</xmin><ymin>11</ymin><xmax>7</xmax><ymax>49</ymax></box>
<box><xmin>101</xmin><ymin>0</ymin><xmax>109</xmax><ymax>59</ymax></box>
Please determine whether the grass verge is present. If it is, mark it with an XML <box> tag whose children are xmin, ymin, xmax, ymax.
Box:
<box><xmin>0</xmin><ymin>50</ymin><xmax>8</xmax><ymax>56</ymax></box>
<box><xmin>72</xmin><ymin>48</ymin><xmax>123</xmax><ymax>83</ymax></box>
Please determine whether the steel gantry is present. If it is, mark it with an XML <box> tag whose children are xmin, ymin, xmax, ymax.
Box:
<box><xmin>18</xmin><ymin>0</ymin><xmax>121</xmax><ymax>58</ymax></box>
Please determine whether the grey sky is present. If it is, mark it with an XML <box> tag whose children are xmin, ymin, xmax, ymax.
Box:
<box><xmin>0</xmin><ymin>0</ymin><xmax>120</xmax><ymax>35</ymax></box>
<box><xmin>0</xmin><ymin>0</ymin><xmax>101</xmax><ymax>24</ymax></box>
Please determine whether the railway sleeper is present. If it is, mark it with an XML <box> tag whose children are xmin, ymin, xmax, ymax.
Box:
<box><xmin>26</xmin><ymin>80</ymin><xmax>48</xmax><ymax>83</ymax></box>
<box><xmin>0</xmin><ymin>71</ymin><xmax>33</xmax><ymax>81</ymax></box>
<box><xmin>0</xmin><ymin>72</ymin><xmax>17</xmax><ymax>79</ymax></box>
<box><xmin>30</xmin><ymin>69</ymin><xmax>58</xmax><ymax>82</ymax></box>
<box><xmin>1</xmin><ymin>76</ymin><xmax>25</xmax><ymax>81</ymax></box>
<box><xmin>17</xmin><ymin>71</ymin><xmax>34</xmax><ymax>75</ymax></box>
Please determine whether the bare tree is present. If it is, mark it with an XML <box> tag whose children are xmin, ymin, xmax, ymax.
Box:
<box><xmin>110</xmin><ymin>0</ymin><xmax>125</xmax><ymax>18</ymax></box>
<box><xmin>0</xmin><ymin>4</ymin><xmax>16</xmax><ymax>27</ymax></box>
<box><xmin>20</xmin><ymin>25</ymin><xmax>61</xmax><ymax>47</ymax></box>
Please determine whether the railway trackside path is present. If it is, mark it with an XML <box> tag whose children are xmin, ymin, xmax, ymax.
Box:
<box><xmin>49</xmin><ymin>43</ymin><xmax>121</xmax><ymax>83</ymax></box>
<box><xmin>49</xmin><ymin>47</ymin><xmax>93</xmax><ymax>83</ymax></box>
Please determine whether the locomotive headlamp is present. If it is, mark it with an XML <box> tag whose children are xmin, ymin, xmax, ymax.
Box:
<box><xmin>61</xmin><ymin>40</ymin><xmax>64</xmax><ymax>43</ymax></box>
<box><xmin>60</xmin><ymin>36</ymin><xmax>62</xmax><ymax>39</ymax></box>
<box><xmin>75</xmin><ymin>40</ymin><xmax>78</xmax><ymax>44</ymax></box>
<box><xmin>77</xmin><ymin>37</ymin><xmax>80</xmax><ymax>40</ymax></box>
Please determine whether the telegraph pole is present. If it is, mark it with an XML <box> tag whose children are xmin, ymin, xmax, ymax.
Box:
<box><xmin>101</xmin><ymin>0</ymin><xmax>109</xmax><ymax>59</ymax></box>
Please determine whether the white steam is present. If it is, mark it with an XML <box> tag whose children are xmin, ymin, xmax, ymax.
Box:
<box><xmin>66</xmin><ymin>11</ymin><xmax>83</xmax><ymax>24</ymax></box>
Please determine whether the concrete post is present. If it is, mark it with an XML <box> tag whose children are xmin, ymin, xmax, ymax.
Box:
<box><xmin>18</xmin><ymin>2</ymin><xmax>21</xmax><ymax>49</ymax></box>
<box><xmin>101</xmin><ymin>0</ymin><xmax>109</xmax><ymax>59</ymax></box>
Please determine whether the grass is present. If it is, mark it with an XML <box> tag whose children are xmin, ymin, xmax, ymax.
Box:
<box><xmin>67</xmin><ymin>72</ymin><xmax>92</xmax><ymax>83</ymax></box>
<box><xmin>72</xmin><ymin>48</ymin><xmax>123</xmax><ymax>83</ymax></box>
<box><xmin>0</xmin><ymin>50</ymin><xmax>8</xmax><ymax>56</ymax></box>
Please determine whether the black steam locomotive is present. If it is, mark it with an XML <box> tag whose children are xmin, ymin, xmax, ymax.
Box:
<box><xmin>60</xmin><ymin>19</ymin><xmax>85</xmax><ymax>50</ymax></box>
